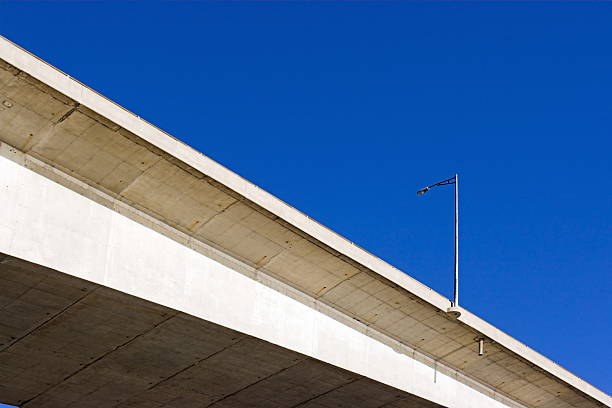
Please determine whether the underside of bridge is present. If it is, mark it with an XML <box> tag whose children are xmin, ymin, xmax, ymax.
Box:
<box><xmin>0</xmin><ymin>254</ymin><xmax>440</xmax><ymax>408</ymax></box>
<box><xmin>0</xmin><ymin>35</ymin><xmax>609</xmax><ymax>408</ymax></box>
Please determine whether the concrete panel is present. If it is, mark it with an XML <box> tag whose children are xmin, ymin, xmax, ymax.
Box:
<box><xmin>0</xmin><ymin>35</ymin><xmax>608</xmax><ymax>408</ymax></box>
<box><xmin>0</xmin><ymin>65</ymin><xmax>600</xmax><ymax>408</ymax></box>
<box><xmin>0</xmin><ymin>255</ymin><xmax>441</xmax><ymax>408</ymax></box>
<box><xmin>0</xmin><ymin>154</ymin><xmax>524</xmax><ymax>408</ymax></box>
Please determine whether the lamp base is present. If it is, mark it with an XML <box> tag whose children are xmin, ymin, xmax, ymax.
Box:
<box><xmin>447</xmin><ymin>306</ymin><xmax>462</xmax><ymax>319</ymax></box>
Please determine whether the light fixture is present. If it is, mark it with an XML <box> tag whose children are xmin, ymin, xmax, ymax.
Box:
<box><xmin>417</xmin><ymin>174</ymin><xmax>461</xmax><ymax>318</ymax></box>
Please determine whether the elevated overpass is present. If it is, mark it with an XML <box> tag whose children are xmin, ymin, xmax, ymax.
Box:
<box><xmin>0</xmin><ymin>35</ymin><xmax>609</xmax><ymax>408</ymax></box>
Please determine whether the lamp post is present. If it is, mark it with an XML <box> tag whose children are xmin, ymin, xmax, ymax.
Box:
<box><xmin>417</xmin><ymin>174</ymin><xmax>461</xmax><ymax>317</ymax></box>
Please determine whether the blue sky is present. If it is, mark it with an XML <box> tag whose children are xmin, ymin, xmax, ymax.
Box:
<box><xmin>0</xmin><ymin>1</ymin><xmax>610</xmax><ymax>403</ymax></box>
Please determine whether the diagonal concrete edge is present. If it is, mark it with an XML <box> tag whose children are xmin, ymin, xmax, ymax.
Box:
<box><xmin>0</xmin><ymin>33</ymin><xmax>609</xmax><ymax>407</ymax></box>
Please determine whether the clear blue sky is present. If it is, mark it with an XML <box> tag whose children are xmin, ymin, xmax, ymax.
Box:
<box><xmin>0</xmin><ymin>1</ymin><xmax>610</xmax><ymax>403</ymax></box>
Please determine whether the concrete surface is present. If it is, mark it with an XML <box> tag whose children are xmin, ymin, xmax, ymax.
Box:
<box><xmin>0</xmin><ymin>152</ymin><xmax>526</xmax><ymax>408</ymax></box>
<box><xmin>0</xmin><ymin>34</ymin><xmax>609</xmax><ymax>408</ymax></box>
<box><xmin>0</xmin><ymin>254</ymin><xmax>440</xmax><ymax>408</ymax></box>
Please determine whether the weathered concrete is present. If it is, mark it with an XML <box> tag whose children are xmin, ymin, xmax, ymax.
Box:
<box><xmin>0</xmin><ymin>151</ymin><xmax>524</xmax><ymax>408</ymax></box>
<box><xmin>0</xmin><ymin>254</ymin><xmax>440</xmax><ymax>408</ymax></box>
<box><xmin>0</xmin><ymin>34</ymin><xmax>609</xmax><ymax>408</ymax></box>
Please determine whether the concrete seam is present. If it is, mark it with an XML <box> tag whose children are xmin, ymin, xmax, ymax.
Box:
<box><xmin>0</xmin><ymin>285</ymin><xmax>99</xmax><ymax>355</ymax></box>
<box><xmin>312</xmin><ymin>272</ymin><xmax>355</xmax><ymax>300</ymax></box>
<box><xmin>54</xmin><ymin>104</ymin><xmax>79</xmax><ymax>124</ymax></box>
<box><xmin>194</xmin><ymin>199</ymin><xmax>241</xmax><ymax>231</ymax></box>
<box><xmin>114</xmin><ymin>337</ymin><xmax>248</xmax><ymax>407</ymax></box>
<box><xmin>288</xmin><ymin>377</ymin><xmax>361</xmax><ymax>408</ymax></box>
<box><xmin>20</xmin><ymin>310</ymin><xmax>179</xmax><ymax>407</ymax></box>
<box><xmin>0</xmin><ymin>275</ymin><xmax>47</xmax><ymax>322</ymax></box>
<box><xmin>254</xmin><ymin>245</ymin><xmax>284</xmax><ymax>272</ymax></box>
<box><xmin>202</xmin><ymin>357</ymin><xmax>310</xmax><ymax>408</ymax></box>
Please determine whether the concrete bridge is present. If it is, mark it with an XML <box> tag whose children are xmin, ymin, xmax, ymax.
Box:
<box><xmin>0</xmin><ymin>36</ymin><xmax>609</xmax><ymax>408</ymax></box>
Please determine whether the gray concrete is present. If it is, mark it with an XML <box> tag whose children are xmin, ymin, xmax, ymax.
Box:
<box><xmin>0</xmin><ymin>254</ymin><xmax>438</xmax><ymax>408</ymax></box>
<box><xmin>0</xmin><ymin>150</ymin><xmax>523</xmax><ymax>408</ymax></box>
<box><xmin>0</xmin><ymin>34</ymin><xmax>609</xmax><ymax>408</ymax></box>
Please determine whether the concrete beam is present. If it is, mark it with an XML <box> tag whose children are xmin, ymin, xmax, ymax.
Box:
<box><xmin>0</xmin><ymin>152</ymin><xmax>526</xmax><ymax>408</ymax></box>
<box><xmin>0</xmin><ymin>255</ymin><xmax>441</xmax><ymax>408</ymax></box>
<box><xmin>0</xmin><ymin>34</ymin><xmax>609</xmax><ymax>408</ymax></box>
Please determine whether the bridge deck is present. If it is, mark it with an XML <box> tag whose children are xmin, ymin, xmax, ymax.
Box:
<box><xmin>0</xmin><ymin>34</ymin><xmax>609</xmax><ymax>408</ymax></box>
<box><xmin>0</xmin><ymin>255</ymin><xmax>438</xmax><ymax>408</ymax></box>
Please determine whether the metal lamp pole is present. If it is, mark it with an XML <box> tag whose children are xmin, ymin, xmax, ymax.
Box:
<box><xmin>417</xmin><ymin>174</ymin><xmax>461</xmax><ymax>314</ymax></box>
<box><xmin>454</xmin><ymin>174</ymin><xmax>458</xmax><ymax>307</ymax></box>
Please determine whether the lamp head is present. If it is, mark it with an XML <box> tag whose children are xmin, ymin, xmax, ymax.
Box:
<box><xmin>416</xmin><ymin>187</ymin><xmax>429</xmax><ymax>196</ymax></box>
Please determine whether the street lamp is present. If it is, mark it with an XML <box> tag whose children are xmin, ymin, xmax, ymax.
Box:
<box><xmin>417</xmin><ymin>174</ymin><xmax>461</xmax><ymax>318</ymax></box>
